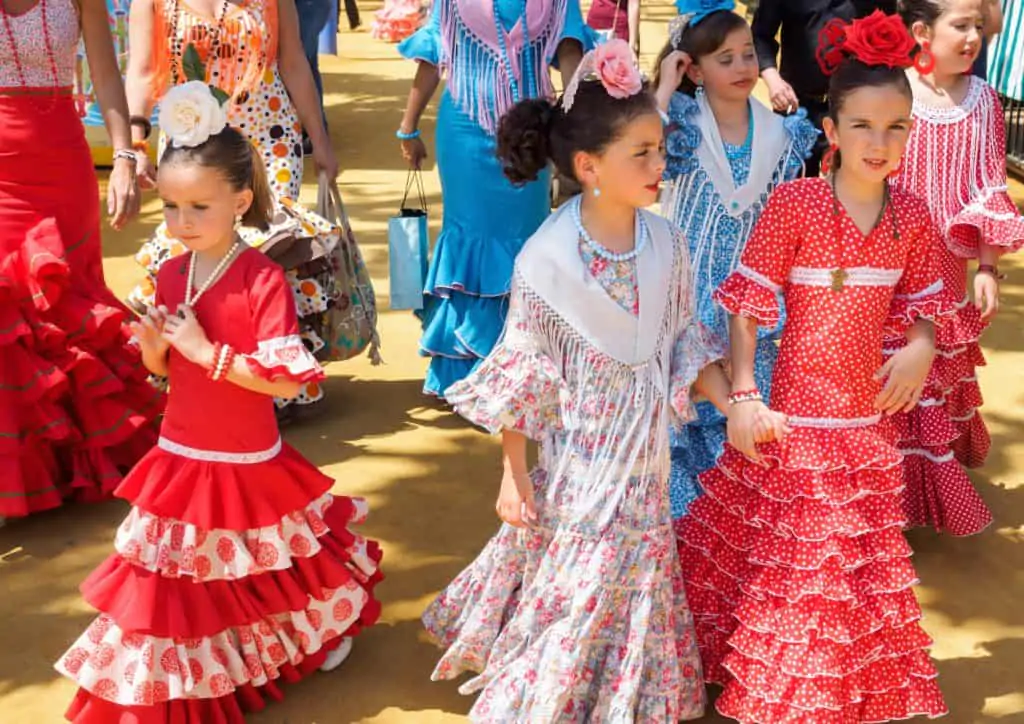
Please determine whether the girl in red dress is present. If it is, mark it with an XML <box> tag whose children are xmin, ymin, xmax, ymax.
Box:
<box><xmin>54</xmin><ymin>82</ymin><xmax>383</xmax><ymax>723</ymax></box>
<box><xmin>887</xmin><ymin>0</ymin><xmax>1024</xmax><ymax>536</ymax></box>
<box><xmin>677</xmin><ymin>13</ymin><xmax>952</xmax><ymax>722</ymax></box>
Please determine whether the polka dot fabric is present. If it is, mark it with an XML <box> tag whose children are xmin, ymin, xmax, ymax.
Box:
<box><xmin>886</xmin><ymin>78</ymin><xmax>1024</xmax><ymax>537</ymax></box>
<box><xmin>677</xmin><ymin>178</ymin><xmax>951</xmax><ymax>723</ymax></box>
<box><xmin>126</xmin><ymin>0</ymin><xmax>334</xmax><ymax>412</ymax></box>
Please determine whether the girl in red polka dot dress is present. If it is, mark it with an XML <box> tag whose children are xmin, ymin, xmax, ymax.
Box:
<box><xmin>677</xmin><ymin>12</ymin><xmax>953</xmax><ymax>722</ymax></box>
<box><xmin>886</xmin><ymin>0</ymin><xmax>1024</xmax><ymax>537</ymax></box>
<box><xmin>54</xmin><ymin>85</ymin><xmax>382</xmax><ymax>724</ymax></box>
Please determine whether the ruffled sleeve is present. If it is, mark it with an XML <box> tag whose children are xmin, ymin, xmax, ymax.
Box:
<box><xmin>397</xmin><ymin>0</ymin><xmax>442</xmax><ymax>65</ymax></box>
<box><xmin>669</xmin><ymin>321</ymin><xmax>726</xmax><ymax>425</ymax></box>
<box><xmin>445</xmin><ymin>275</ymin><xmax>570</xmax><ymax>441</ymax></box>
<box><xmin>243</xmin><ymin>264</ymin><xmax>325</xmax><ymax>384</ymax></box>
<box><xmin>713</xmin><ymin>181</ymin><xmax>802</xmax><ymax>327</ymax></box>
<box><xmin>781</xmin><ymin>108</ymin><xmax>819</xmax><ymax>180</ymax></box>
<box><xmin>946</xmin><ymin>86</ymin><xmax>1024</xmax><ymax>257</ymax></box>
<box><xmin>549</xmin><ymin>0</ymin><xmax>597</xmax><ymax>68</ymax></box>
<box><xmin>886</xmin><ymin>198</ymin><xmax>958</xmax><ymax>336</ymax></box>
<box><xmin>663</xmin><ymin>92</ymin><xmax>702</xmax><ymax>180</ymax></box>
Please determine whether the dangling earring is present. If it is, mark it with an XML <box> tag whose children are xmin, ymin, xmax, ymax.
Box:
<box><xmin>913</xmin><ymin>41</ymin><xmax>936</xmax><ymax>75</ymax></box>
<box><xmin>593</xmin><ymin>187</ymin><xmax>601</xmax><ymax>198</ymax></box>
<box><xmin>821</xmin><ymin>143</ymin><xmax>838</xmax><ymax>176</ymax></box>
<box><xmin>233</xmin><ymin>214</ymin><xmax>242</xmax><ymax>230</ymax></box>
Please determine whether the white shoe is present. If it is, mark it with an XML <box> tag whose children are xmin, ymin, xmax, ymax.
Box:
<box><xmin>320</xmin><ymin>637</ymin><xmax>353</xmax><ymax>672</ymax></box>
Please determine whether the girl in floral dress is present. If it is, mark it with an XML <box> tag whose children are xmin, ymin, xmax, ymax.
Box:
<box><xmin>124</xmin><ymin>0</ymin><xmax>342</xmax><ymax>414</ymax></box>
<box><xmin>887</xmin><ymin>0</ymin><xmax>1024</xmax><ymax>536</ymax></box>
<box><xmin>422</xmin><ymin>40</ymin><xmax>731</xmax><ymax>722</ymax></box>
<box><xmin>677</xmin><ymin>13</ymin><xmax>952</xmax><ymax>722</ymax></box>
<box><xmin>55</xmin><ymin>84</ymin><xmax>382</xmax><ymax>723</ymax></box>
<box><xmin>654</xmin><ymin>0</ymin><xmax>817</xmax><ymax>518</ymax></box>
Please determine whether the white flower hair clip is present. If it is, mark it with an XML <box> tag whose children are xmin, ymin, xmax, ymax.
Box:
<box><xmin>159</xmin><ymin>45</ymin><xmax>230</xmax><ymax>148</ymax></box>
<box><xmin>562</xmin><ymin>39</ymin><xmax>644</xmax><ymax>113</ymax></box>
<box><xmin>668</xmin><ymin>14</ymin><xmax>695</xmax><ymax>48</ymax></box>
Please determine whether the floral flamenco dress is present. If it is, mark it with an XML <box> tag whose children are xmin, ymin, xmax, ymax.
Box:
<box><xmin>677</xmin><ymin>178</ymin><xmax>951</xmax><ymax>722</ymax></box>
<box><xmin>128</xmin><ymin>0</ymin><xmax>340</xmax><ymax>411</ymax></box>
<box><xmin>398</xmin><ymin>0</ymin><xmax>594</xmax><ymax>396</ymax></box>
<box><xmin>0</xmin><ymin>0</ymin><xmax>163</xmax><ymax>517</ymax></box>
<box><xmin>661</xmin><ymin>90</ymin><xmax>816</xmax><ymax>518</ymax></box>
<box><xmin>423</xmin><ymin>200</ymin><xmax>716</xmax><ymax>721</ymax></box>
<box><xmin>56</xmin><ymin>248</ymin><xmax>383</xmax><ymax>722</ymax></box>
<box><xmin>887</xmin><ymin>76</ymin><xmax>1024</xmax><ymax>536</ymax></box>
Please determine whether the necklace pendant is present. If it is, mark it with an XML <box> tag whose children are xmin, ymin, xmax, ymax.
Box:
<box><xmin>830</xmin><ymin>267</ymin><xmax>848</xmax><ymax>293</ymax></box>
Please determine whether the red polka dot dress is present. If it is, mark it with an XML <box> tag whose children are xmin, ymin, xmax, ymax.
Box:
<box><xmin>55</xmin><ymin>249</ymin><xmax>383</xmax><ymax>723</ymax></box>
<box><xmin>887</xmin><ymin>77</ymin><xmax>1024</xmax><ymax>536</ymax></box>
<box><xmin>677</xmin><ymin>178</ymin><xmax>952</xmax><ymax>723</ymax></box>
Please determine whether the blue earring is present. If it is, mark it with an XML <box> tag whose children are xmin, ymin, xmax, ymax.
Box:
<box><xmin>593</xmin><ymin>187</ymin><xmax>601</xmax><ymax>198</ymax></box>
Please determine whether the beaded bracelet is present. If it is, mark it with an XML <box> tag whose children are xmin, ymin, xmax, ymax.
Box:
<box><xmin>727</xmin><ymin>388</ymin><xmax>762</xmax><ymax>406</ymax></box>
<box><xmin>113</xmin><ymin>149</ymin><xmax>139</xmax><ymax>165</ymax></box>
<box><xmin>207</xmin><ymin>343</ymin><xmax>236</xmax><ymax>382</ymax></box>
<box><xmin>396</xmin><ymin>128</ymin><xmax>421</xmax><ymax>140</ymax></box>
<box><xmin>977</xmin><ymin>264</ymin><xmax>1005</xmax><ymax>281</ymax></box>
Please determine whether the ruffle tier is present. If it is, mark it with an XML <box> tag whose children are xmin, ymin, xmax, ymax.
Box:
<box><xmin>676</xmin><ymin>432</ymin><xmax>947</xmax><ymax>721</ymax></box>
<box><xmin>0</xmin><ymin>218</ymin><xmax>163</xmax><ymax>517</ymax></box>
<box><xmin>418</xmin><ymin>220</ymin><xmax>524</xmax><ymax>397</ymax></box>
<box><xmin>423</xmin><ymin>470</ymin><xmax>707</xmax><ymax>721</ymax></box>
<box><xmin>56</xmin><ymin>443</ymin><xmax>383</xmax><ymax>722</ymax></box>
<box><xmin>945</xmin><ymin>187</ymin><xmax>1024</xmax><ymax>258</ymax></box>
<box><xmin>714</xmin><ymin>272</ymin><xmax>781</xmax><ymax>328</ymax></box>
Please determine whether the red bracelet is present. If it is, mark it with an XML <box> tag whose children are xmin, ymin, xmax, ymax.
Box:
<box><xmin>206</xmin><ymin>342</ymin><xmax>223</xmax><ymax>380</ymax></box>
<box><xmin>728</xmin><ymin>388</ymin><xmax>763</xmax><ymax>406</ymax></box>
<box><xmin>206</xmin><ymin>343</ymin><xmax>235</xmax><ymax>382</ymax></box>
<box><xmin>977</xmin><ymin>264</ymin><xmax>1005</xmax><ymax>280</ymax></box>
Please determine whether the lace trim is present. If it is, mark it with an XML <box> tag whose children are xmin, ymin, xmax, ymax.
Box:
<box><xmin>736</xmin><ymin>263</ymin><xmax>781</xmax><ymax>293</ymax></box>
<box><xmin>894</xmin><ymin>279</ymin><xmax>944</xmax><ymax>300</ymax></box>
<box><xmin>912</xmin><ymin>76</ymin><xmax>985</xmax><ymax>125</ymax></box>
<box><xmin>786</xmin><ymin>413</ymin><xmax>882</xmax><ymax>429</ymax></box>
<box><xmin>157</xmin><ymin>436</ymin><xmax>283</xmax><ymax>463</ymax></box>
<box><xmin>788</xmin><ymin>266</ymin><xmax>902</xmax><ymax>288</ymax></box>
<box><xmin>900</xmin><ymin>447</ymin><xmax>956</xmax><ymax>464</ymax></box>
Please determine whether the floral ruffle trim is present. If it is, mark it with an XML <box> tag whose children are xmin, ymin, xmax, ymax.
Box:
<box><xmin>445</xmin><ymin>344</ymin><xmax>570</xmax><ymax>441</ymax></box>
<box><xmin>946</xmin><ymin>187</ymin><xmax>1024</xmax><ymax>258</ymax></box>
<box><xmin>663</xmin><ymin>92</ymin><xmax>702</xmax><ymax>180</ymax></box>
<box><xmin>713</xmin><ymin>267</ymin><xmax>782</xmax><ymax>328</ymax></box>
<box><xmin>245</xmin><ymin>335</ymin><xmax>325</xmax><ymax>384</ymax></box>
<box><xmin>884</xmin><ymin>280</ymin><xmax>958</xmax><ymax>337</ymax></box>
<box><xmin>781</xmin><ymin>108</ymin><xmax>820</xmax><ymax>177</ymax></box>
<box><xmin>669</xmin><ymin>322</ymin><xmax>726</xmax><ymax>425</ymax></box>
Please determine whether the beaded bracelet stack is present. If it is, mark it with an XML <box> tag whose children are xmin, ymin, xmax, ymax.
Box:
<box><xmin>728</xmin><ymin>388</ymin><xmax>762</xmax><ymax>406</ymax></box>
<box><xmin>208</xmin><ymin>342</ymin><xmax>236</xmax><ymax>382</ymax></box>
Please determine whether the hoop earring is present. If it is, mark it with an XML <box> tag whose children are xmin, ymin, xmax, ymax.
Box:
<box><xmin>821</xmin><ymin>143</ymin><xmax>838</xmax><ymax>176</ymax></box>
<box><xmin>913</xmin><ymin>41</ymin><xmax>936</xmax><ymax>75</ymax></box>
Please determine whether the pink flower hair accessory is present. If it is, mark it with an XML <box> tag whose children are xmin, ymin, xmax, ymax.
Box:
<box><xmin>562</xmin><ymin>39</ymin><xmax>644</xmax><ymax>112</ymax></box>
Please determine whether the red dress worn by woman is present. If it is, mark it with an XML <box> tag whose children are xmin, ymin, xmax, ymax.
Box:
<box><xmin>55</xmin><ymin>248</ymin><xmax>382</xmax><ymax>722</ymax></box>
<box><xmin>0</xmin><ymin>0</ymin><xmax>163</xmax><ymax>518</ymax></box>
<box><xmin>888</xmin><ymin>75</ymin><xmax>1024</xmax><ymax>536</ymax></box>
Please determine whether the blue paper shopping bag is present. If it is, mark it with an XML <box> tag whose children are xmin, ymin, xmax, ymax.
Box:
<box><xmin>388</xmin><ymin>170</ymin><xmax>430</xmax><ymax>311</ymax></box>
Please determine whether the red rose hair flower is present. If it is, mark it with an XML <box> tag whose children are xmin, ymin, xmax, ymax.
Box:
<box><xmin>815</xmin><ymin>10</ymin><xmax>916</xmax><ymax>77</ymax></box>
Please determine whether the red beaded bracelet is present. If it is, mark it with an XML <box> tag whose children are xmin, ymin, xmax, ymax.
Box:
<box><xmin>728</xmin><ymin>388</ymin><xmax>762</xmax><ymax>406</ymax></box>
<box><xmin>206</xmin><ymin>343</ymin><xmax>235</xmax><ymax>382</ymax></box>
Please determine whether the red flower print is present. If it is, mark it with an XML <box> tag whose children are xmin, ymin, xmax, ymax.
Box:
<box><xmin>160</xmin><ymin>649</ymin><xmax>182</xmax><ymax>675</ymax></box>
<box><xmin>332</xmin><ymin>597</ymin><xmax>354</xmax><ymax>623</ymax></box>
<box><xmin>194</xmin><ymin>554</ymin><xmax>212</xmax><ymax>579</ymax></box>
<box><xmin>92</xmin><ymin>678</ymin><xmax>119</xmax><ymax>701</ymax></box>
<box><xmin>215</xmin><ymin>537</ymin><xmax>237</xmax><ymax>563</ymax></box>
<box><xmin>256</xmin><ymin>542</ymin><xmax>279</xmax><ymax>568</ymax></box>
<box><xmin>62</xmin><ymin>648</ymin><xmax>89</xmax><ymax>675</ymax></box>
<box><xmin>289</xmin><ymin>534</ymin><xmax>312</xmax><ymax>557</ymax></box>
<box><xmin>124</xmin><ymin>661</ymin><xmax>138</xmax><ymax>686</ymax></box>
<box><xmin>89</xmin><ymin>643</ymin><xmax>116</xmax><ymax>670</ymax></box>
<box><xmin>267</xmin><ymin>643</ymin><xmax>288</xmax><ymax>665</ymax></box>
<box><xmin>211</xmin><ymin>646</ymin><xmax>230</xmax><ymax>668</ymax></box>
<box><xmin>188</xmin><ymin>658</ymin><xmax>204</xmax><ymax>682</ymax></box>
<box><xmin>121</xmin><ymin>632</ymin><xmax>146</xmax><ymax>650</ymax></box>
<box><xmin>153</xmin><ymin>681</ymin><xmax>170</xmax><ymax>703</ymax></box>
<box><xmin>307</xmin><ymin>609</ymin><xmax>323</xmax><ymax>631</ymax></box>
<box><xmin>209</xmin><ymin>673</ymin><xmax>233</xmax><ymax>697</ymax></box>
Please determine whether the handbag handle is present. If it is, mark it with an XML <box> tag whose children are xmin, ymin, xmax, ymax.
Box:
<box><xmin>400</xmin><ymin>169</ymin><xmax>428</xmax><ymax>211</ymax></box>
<box><xmin>317</xmin><ymin>172</ymin><xmax>354</xmax><ymax>237</ymax></box>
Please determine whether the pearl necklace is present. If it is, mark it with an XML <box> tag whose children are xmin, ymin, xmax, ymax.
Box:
<box><xmin>185</xmin><ymin>241</ymin><xmax>241</xmax><ymax>308</ymax></box>
<box><xmin>571</xmin><ymin>195</ymin><xmax>648</xmax><ymax>263</ymax></box>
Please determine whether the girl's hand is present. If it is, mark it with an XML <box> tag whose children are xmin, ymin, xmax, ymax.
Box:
<box><xmin>764</xmin><ymin>72</ymin><xmax>799</xmax><ymax>114</ymax></box>
<box><xmin>401</xmin><ymin>137</ymin><xmax>428</xmax><ymax>170</ymax></box>
<box><xmin>161</xmin><ymin>305</ymin><xmax>215</xmax><ymax>368</ymax></box>
<box><xmin>496</xmin><ymin>469</ymin><xmax>537</xmax><ymax>529</ymax></box>
<box><xmin>727</xmin><ymin>400</ymin><xmax>791</xmax><ymax>463</ymax></box>
<box><xmin>129</xmin><ymin>306</ymin><xmax>170</xmax><ymax>356</ymax></box>
<box><xmin>874</xmin><ymin>337</ymin><xmax>935</xmax><ymax>414</ymax></box>
<box><xmin>107</xmin><ymin>155</ymin><xmax>141</xmax><ymax>229</ymax></box>
<box><xmin>312</xmin><ymin>142</ymin><xmax>340</xmax><ymax>180</ymax></box>
<box><xmin>659</xmin><ymin>50</ymin><xmax>693</xmax><ymax>92</ymax></box>
<box><xmin>974</xmin><ymin>268</ymin><xmax>999</xmax><ymax>321</ymax></box>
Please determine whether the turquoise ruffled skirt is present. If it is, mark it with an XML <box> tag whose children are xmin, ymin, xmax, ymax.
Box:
<box><xmin>420</xmin><ymin>92</ymin><xmax>551</xmax><ymax>396</ymax></box>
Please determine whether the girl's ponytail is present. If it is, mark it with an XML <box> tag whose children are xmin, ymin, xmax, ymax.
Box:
<box><xmin>242</xmin><ymin>142</ymin><xmax>273</xmax><ymax>231</ymax></box>
<box><xmin>496</xmin><ymin>98</ymin><xmax>557</xmax><ymax>185</ymax></box>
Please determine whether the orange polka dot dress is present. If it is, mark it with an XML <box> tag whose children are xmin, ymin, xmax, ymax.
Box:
<box><xmin>677</xmin><ymin>178</ymin><xmax>952</xmax><ymax>723</ymax></box>
<box><xmin>128</xmin><ymin>0</ymin><xmax>336</xmax><ymax>412</ymax></box>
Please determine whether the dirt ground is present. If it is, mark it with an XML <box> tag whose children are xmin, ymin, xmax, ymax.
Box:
<box><xmin>1</xmin><ymin>3</ymin><xmax>1023</xmax><ymax>723</ymax></box>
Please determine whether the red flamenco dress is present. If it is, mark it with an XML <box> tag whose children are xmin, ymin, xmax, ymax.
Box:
<box><xmin>55</xmin><ymin>248</ymin><xmax>383</xmax><ymax>722</ymax></box>
<box><xmin>0</xmin><ymin>0</ymin><xmax>164</xmax><ymax>518</ymax></box>
<box><xmin>887</xmin><ymin>76</ymin><xmax>1024</xmax><ymax>536</ymax></box>
<box><xmin>677</xmin><ymin>179</ymin><xmax>952</xmax><ymax>722</ymax></box>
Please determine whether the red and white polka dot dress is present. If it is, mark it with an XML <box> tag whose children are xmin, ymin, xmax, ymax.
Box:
<box><xmin>887</xmin><ymin>77</ymin><xmax>1024</xmax><ymax>536</ymax></box>
<box><xmin>677</xmin><ymin>178</ymin><xmax>951</xmax><ymax>723</ymax></box>
<box><xmin>55</xmin><ymin>250</ymin><xmax>383</xmax><ymax>723</ymax></box>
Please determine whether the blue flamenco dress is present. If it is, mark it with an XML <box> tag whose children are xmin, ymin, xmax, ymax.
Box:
<box><xmin>661</xmin><ymin>91</ymin><xmax>817</xmax><ymax>518</ymax></box>
<box><xmin>398</xmin><ymin>0</ymin><xmax>593</xmax><ymax>396</ymax></box>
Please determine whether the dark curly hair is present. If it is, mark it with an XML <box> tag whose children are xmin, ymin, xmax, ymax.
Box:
<box><xmin>496</xmin><ymin>79</ymin><xmax>658</xmax><ymax>185</ymax></box>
